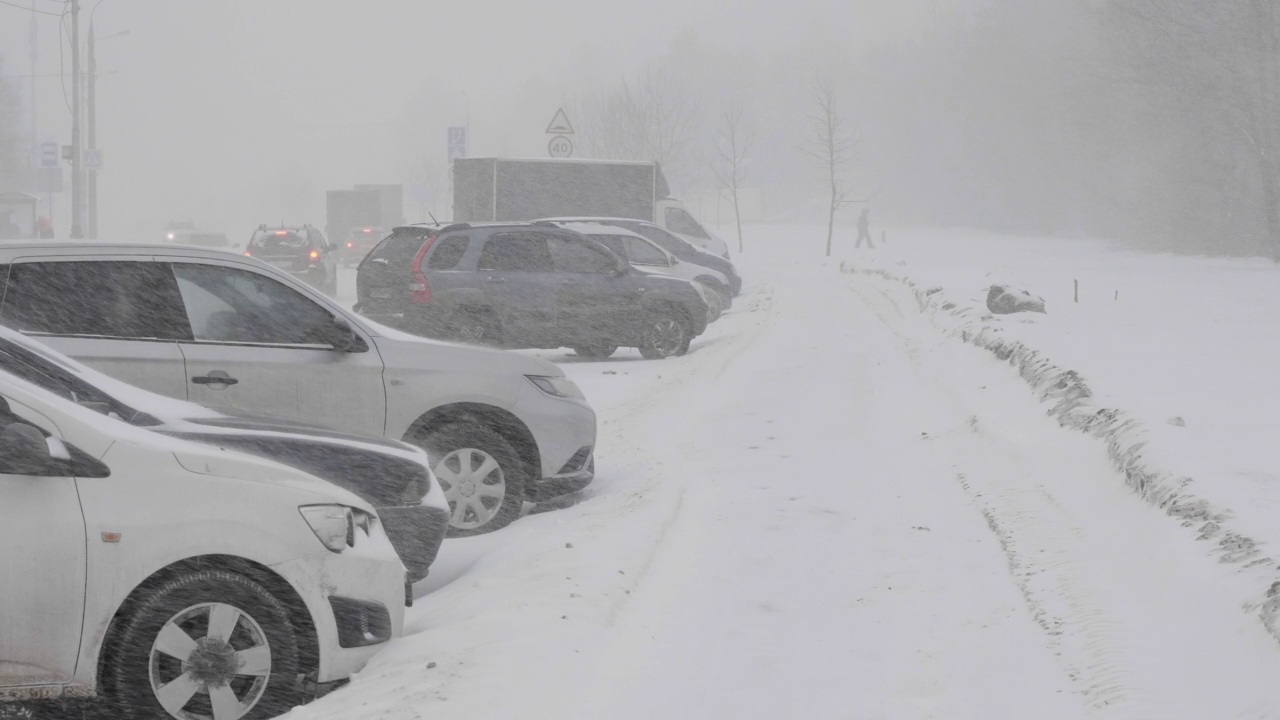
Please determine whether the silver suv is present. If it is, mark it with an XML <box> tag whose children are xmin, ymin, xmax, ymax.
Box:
<box><xmin>0</xmin><ymin>243</ymin><xmax>597</xmax><ymax>535</ymax></box>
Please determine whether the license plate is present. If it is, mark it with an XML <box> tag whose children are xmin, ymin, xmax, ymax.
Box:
<box><xmin>371</xmin><ymin>289</ymin><xmax>395</xmax><ymax>299</ymax></box>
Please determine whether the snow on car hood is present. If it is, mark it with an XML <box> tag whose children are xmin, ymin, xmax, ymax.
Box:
<box><xmin>171</xmin><ymin>444</ymin><xmax>376</xmax><ymax>513</ymax></box>
<box><xmin>367</xmin><ymin>326</ymin><xmax>563</xmax><ymax>379</ymax></box>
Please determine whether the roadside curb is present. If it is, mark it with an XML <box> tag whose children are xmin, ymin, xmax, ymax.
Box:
<box><xmin>838</xmin><ymin>258</ymin><xmax>1280</xmax><ymax>643</ymax></box>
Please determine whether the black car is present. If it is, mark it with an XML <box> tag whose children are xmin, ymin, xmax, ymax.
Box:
<box><xmin>245</xmin><ymin>224</ymin><xmax>338</xmax><ymax>295</ymax></box>
<box><xmin>539</xmin><ymin>217</ymin><xmax>742</xmax><ymax>296</ymax></box>
<box><xmin>355</xmin><ymin>222</ymin><xmax>711</xmax><ymax>359</ymax></box>
<box><xmin>340</xmin><ymin>226</ymin><xmax>385</xmax><ymax>267</ymax></box>
<box><xmin>0</xmin><ymin>329</ymin><xmax>450</xmax><ymax>586</ymax></box>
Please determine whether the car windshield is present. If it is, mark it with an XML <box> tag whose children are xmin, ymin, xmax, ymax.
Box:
<box><xmin>0</xmin><ymin>338</ymin><xmax>156</xmax><ymax>426</ymax></box>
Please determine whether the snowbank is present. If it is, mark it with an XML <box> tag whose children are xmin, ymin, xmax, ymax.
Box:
<box><xmin>838</xmin><ymin>254</ymin><xmax>1280</xmax><ymax>642</ymax></box>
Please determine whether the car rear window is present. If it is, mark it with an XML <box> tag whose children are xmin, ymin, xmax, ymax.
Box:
<box><xmin>249</xmin><ymin>231</ymin><xmax>309</xmax><ymax>252</ymax></box>
<box><xmin>367</xmin><ymin>233</ymin><xmax>430</xmax><ymax>267</ymax></box>
<box><xmin>427</xmin><ymin>234</ymin><xmax>469</xmax><ymax>270</ymax></box>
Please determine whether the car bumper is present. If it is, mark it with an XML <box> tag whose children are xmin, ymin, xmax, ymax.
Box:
<box><xmin>512</xmin><ymin>381</ymin><xmax>597</xmax><ymax>498</ymax></box>
<box><xmin>271</xmin><ymin>542</ymin><xmax>406</xmax><ymax>683</ymax></box>
<box><xmin>527</xmin><ymin>457</ymin><xmax>595</xmax><ymax>501</ymax></box>
<box><xmin>378</xmin><ymin>504</ymin><xmax>450</xmax><ymax>583</ymax></box>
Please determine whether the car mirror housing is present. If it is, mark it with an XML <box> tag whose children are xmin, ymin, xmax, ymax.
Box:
<box><xmin>325</xmin><ymin>317</ymin><xmax>366</xmax><ymax>353</ymax></box>
<box><xmin>0</xmin><ymin>423</ymin><xmax>55</xmax><ymax>475</ymax></box>
<box><xmin>614</xmin><ymin>258</ymin><xmax>629</xmax><ymax>276</ymax></box>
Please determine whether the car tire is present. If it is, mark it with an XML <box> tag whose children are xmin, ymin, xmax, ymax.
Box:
<box><xmin>106</xmin><ymin>570</ymin><xmax>300</xmax><ymax>720</ymax></box>
<box><xmin>573</xmin><ymin>342</ymin><xmax>618</xmax><ymax>359</ymax></box>
<box><xmin>415</xmin><ymin>421</ymin><xmax>527</xmax><ymax>537</ymax></box>
<box><xmin>639</xmin><ymin>308</ymin><xmax>691</xmax><ymax>360</ymax></box>
<box><xmin>451</xmin><ymin>308</ymin><xmax>502</xmax><ymax>346</ymax></box>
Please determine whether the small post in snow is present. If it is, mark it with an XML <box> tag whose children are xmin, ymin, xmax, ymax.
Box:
<box><xmin>1074</xmin><ymin>279</ymin><xmax>1079</xmax><ymax>303</ymax></box>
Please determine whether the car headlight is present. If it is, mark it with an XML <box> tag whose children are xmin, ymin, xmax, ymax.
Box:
<box><xmin>526</xmin><ymin>375</ymin><xmax>585</xmax><ymax>401</ymax></box>
<box><xmin>299</xmin><ymin>505</ymin><xmax>376</xmax><ymax>552</ymax></box>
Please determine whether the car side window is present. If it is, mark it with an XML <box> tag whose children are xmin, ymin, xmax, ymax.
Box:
<box><xmin>172</xmin><ymin>263</ymin><xmax>337</xmax><ymax>345</ymax></box>
<box><xmin>634</xmin><ymin>225</ymin><xmax>685</xmax><ymax>254</ymax></box>
<box><xmin>664</xmin><ymin>208</ymin><xmax>710</xmax><ymax>239</ymax></box>
<box><xmin>548</xmin><ymin>235</ymin><xmax>619</xmax><ymax>274</ymax></box>
<box><xmin>477</xmin><ymin>233</ymin><xmax>554</xmax><ymax>272</ymax></box>
<box><xmin>625</xmin><ymin>237</ymin><xmax>669</xmax><ymax>266</ymax></box>
<box><xmin>0</xmin><ymin>261</ymin><xmax>193</xmax><ymax>341</ymax></box>
<box><xmin>426</xmin><ymin>234</ymin><xmax>469</xmax><ymax>270</ymax></box>
<box><xmin>589</xmin><ymin>235</ymin><xmax>627</xmax><ymax>259</ymax></box>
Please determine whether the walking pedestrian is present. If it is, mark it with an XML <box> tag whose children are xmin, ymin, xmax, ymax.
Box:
<box><xmin>855</xmin><ymin>208</ymin><xmax>874</xmax><ymax>249</ymax></box>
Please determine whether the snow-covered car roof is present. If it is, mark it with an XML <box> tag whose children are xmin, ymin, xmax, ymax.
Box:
<box><xmin>549</xmin><ymin>221</ymin><xmax>646</xmax><ymax>238</ymax></box>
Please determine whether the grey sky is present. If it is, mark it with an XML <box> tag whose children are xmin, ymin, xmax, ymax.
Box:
<box><xmin>1</xmin><ymin>0</ymin><xmax>932</xmax><ymax>237</ymax></box>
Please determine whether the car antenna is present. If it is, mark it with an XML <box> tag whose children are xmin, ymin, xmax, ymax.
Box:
<box><xmin>427</xmin><ymin>212</ymin><xmax>439</xmax><ymax>225</ymax></box>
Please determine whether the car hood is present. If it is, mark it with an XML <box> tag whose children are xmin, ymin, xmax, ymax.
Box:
<box><xmin>365</xmin><ymin>320</ymin><xmax>564</xmax><ymax>379</ymax></box>
<box><xmin>168</xmin><ymin>443</ymin><xmax>376</xmax><ymax>513</ymax></box>
<box><xmin>156</xmin><ymin>414</ymin><xmax>447</xmax><ymax>512</ymax></box>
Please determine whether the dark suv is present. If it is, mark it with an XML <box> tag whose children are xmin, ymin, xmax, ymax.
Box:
<box><xmin>244</xmin><ymin>224</ymin><xmax>338</xmax><ymax>295</ymax></box>
<box><xmin>355</xmin><ymin>223</ymin><xmax>711</xmax><ymax>359</ymax></box>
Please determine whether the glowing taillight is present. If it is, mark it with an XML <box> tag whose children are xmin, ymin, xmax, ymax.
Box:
<box><xmin>275</xmin><ymin>230</ymin><xmax>288</xmax><ymax>236</ymax></box>
<box><xmin>347</xmin><ymin>242</ymin><xmax>354</xmax><ymax>248</ymax></box>
<box><xmin>363</xmin><ymin>228</ymin><xmax>372</xmax><ymax>233</ymax></box>
<box><xmin>243</xmin><ymin>250</ymin><xmax>252</xmax><ymax>256</ymax></box>
<box><xmin>309</xmin><ymin>249</ymin><xmax>320</xmax><ymax>260</ymax></box>
<box><xmin>409</xmin><ymin>236</ymin><xmax>438</xmax><ymax>304</ymax></box>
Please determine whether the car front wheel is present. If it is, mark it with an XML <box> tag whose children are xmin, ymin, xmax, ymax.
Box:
<box><xmin>107</xmin><ymin>570</ymin><xmax>300</xmax><ymax>720</ymax></box>
<box><xmin>639</xmin><ymin>309</ymin><xmax>691</xmax><ymax>359</ymax></box>
<box><xmin>414</xmin><ymin>421</ymin><xmax>527</xmax><ymax>537</ymax></box>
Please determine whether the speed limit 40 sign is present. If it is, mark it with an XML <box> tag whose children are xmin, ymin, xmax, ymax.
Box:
<box><xmin>548</xmin><ymin>134</ymin><xmax>574</xmax><ymax>158</ymax></box>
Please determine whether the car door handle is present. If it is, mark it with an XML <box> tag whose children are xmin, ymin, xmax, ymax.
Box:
<box><xmin>191</xmin><ymin>373</ymin><xmax>238</xmax><ymax>386</ymax></box>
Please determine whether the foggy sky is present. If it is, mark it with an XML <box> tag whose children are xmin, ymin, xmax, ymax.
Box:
<box><xmin>0</xmin><ymin>0</ymin><xmax>930</xmax><ymax>240</ymax></box>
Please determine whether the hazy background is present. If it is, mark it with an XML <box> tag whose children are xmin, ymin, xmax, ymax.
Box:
<box><xmin>0</xmin><ymin>0</ymin><xmax>930</xmax><ymax>240</ymax></box>
<box><xmin>3</xmin><ymin>1</ymin><xmax>1279</xmax><ymax>258</ymax></box>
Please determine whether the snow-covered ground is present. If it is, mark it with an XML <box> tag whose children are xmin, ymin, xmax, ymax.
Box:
<box><xmin>281</xmin><ymin>227</ymin><xmax>1280</xmax><ymax>719</ymax></box>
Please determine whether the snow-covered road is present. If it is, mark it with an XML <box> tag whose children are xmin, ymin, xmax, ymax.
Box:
<box><xmin>289</xmin><ymin>245</ymin><xmax>1280</xmax><ymax>720</ymax></box>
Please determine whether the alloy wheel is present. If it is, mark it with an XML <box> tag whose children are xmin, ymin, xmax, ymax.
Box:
<box><xmin>646</xmin><ymin>317</ymin><xmax>686</xmax><ymax>357</ymax></box>
<box><xmin>148</xmin><ymin>602</ymin><xmax>272</xmax><ymax>720</ymax></box>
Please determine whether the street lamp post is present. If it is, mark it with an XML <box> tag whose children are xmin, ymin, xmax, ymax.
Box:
<box><xmin>87</xmin><ymin>18</ymin><xmax>127</xmax><ymax>240</ymax></box>
<box><xmin>69</xmin><ymin>0</ymin><xmax>82</xmax><ymax>239</ymax></box>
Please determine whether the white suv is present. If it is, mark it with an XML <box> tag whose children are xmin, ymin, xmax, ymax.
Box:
<box><xmin>0</xmin><ymin>243</ymin><xmax>598</xmax><ymax>536</ymax></box>
<box><xmin>0</xmin><ymin>361</ymin><xmax>405</xmax><ymax>716</ymax></box>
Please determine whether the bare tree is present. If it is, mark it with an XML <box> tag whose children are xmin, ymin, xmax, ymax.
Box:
<box><xmin>710</xmin><ymin>105</ymin><xmax>755</xmax><ymax>253</ymax></box>
<box><xmin>576</xmin><ymin>67</ymin><xmax>702</xmax><ymax>192</ymax></box>
<box><xmin>803</xmin><ymin>78</ymin><xmax>867</xmax><ymax>257</ymax></box>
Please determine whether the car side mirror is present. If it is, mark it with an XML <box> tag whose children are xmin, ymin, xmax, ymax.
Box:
<box><xmin>323</xmin><ymin>317</ymin><xmax>365</xmax><ymax>353</ymax></box>
<box><xmin>0</xmin><ymin>423</ymin><xmax>55</xmax><ymax>475</ymax></box>
<box><xmin>614</xmin><ymin>258</ymin><xmax>629</xmax><ymax>276</ymax></box>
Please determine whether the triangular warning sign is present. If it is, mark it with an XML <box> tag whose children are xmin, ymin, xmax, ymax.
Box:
<box><xmin>546</xmin><ymin>108</ymin><xmax>574</xmax><ymax>135</ymax></box>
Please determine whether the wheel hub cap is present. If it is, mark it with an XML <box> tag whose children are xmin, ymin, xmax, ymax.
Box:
<box><xmin>434</xmin><ymin>447</ymin><xmax>506</xmax><ymax>530</ymax></box>
<box><xmin>185</xmin><ymin>639</ymin><xmax>240</xmax><ymax>687</ymax></box>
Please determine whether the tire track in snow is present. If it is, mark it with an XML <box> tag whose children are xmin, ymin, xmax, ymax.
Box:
<box><xmin>844</xmin><ymin>272</ymin><xmax>1280</xmax><ymax>719</ymax></box>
